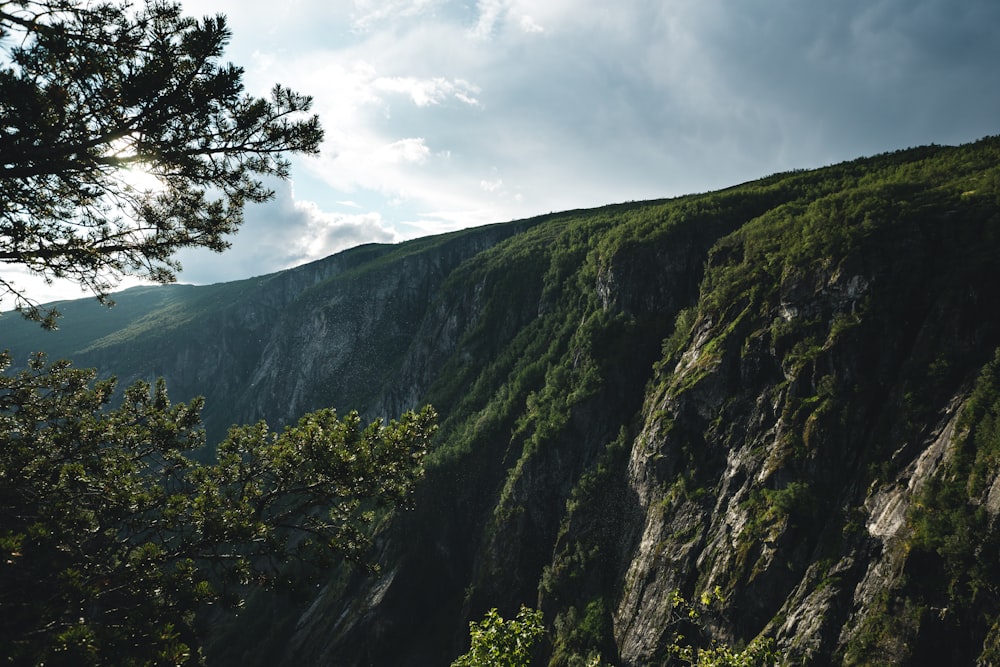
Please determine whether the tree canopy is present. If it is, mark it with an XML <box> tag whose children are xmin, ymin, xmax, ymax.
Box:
<box><xmin>451</xmin><ymin>606</ymin><xmax>547</xmax><ymax>667</ymax></box>
<box><xmin>0</xmin><ymin>352</ymin><xmax>436</xmax><ymax>665</ymax></box>
<box><xmin>0</xmin><ymin>0</ymin><xmax>323</xmax><ymax>326</ymax></box>
<box><xmin>0</xmin><ymin>2</ymin><xmax>442</xmax><ymax>665</ymax></box>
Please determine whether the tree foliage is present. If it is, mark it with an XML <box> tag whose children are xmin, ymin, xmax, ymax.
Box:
<box><xmin>0</xmin><ymin>2</ymin><xmax>446</xmax><ymax>665</ymax></box>
<box><xmin>451</xmin><ymin>605</ymin><xmax>547</xmax><ymax>667</ymax></box>
<box><xmin>666</xmin><ymin>590</ymin><xmax>780</xmax><ymax>667</ymax></box>
<box><xmin>0</xmin><ymin>0</ymin><xmax>323</xmax><ymax>325</ymax></box>
<box><xmin>0</xmin><ymin>352</ymin><xmax>436</xmax><ymax>665</ymax></box>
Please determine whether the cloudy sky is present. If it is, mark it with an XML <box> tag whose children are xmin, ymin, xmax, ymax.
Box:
<box><xmin>11</xmin><ymin>0</ymin><xmax>1000</xmax><ymax>303</ymax></box>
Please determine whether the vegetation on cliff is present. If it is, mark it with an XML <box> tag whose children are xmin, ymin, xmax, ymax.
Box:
<box><xmin>4</xmin><ymin>1</ymin><xmax>1000</xmax><ymax>663</ymax></box>
<box><xmin>267</xmin><ymin>136</ymin><xmax>999</xmax><ymax>666</ymax></box>
<box><xmin>10</xmin><ymin>135</ymin><xmax>997</xmax><ymax>665</ymax></box>
<box><xmin>2</xmin><ymin>23</ymin><xmax>999</xmax><ymax>659</ymax></box>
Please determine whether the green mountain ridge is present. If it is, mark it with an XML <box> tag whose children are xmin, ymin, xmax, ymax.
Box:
<box><xmin>3</xmin><ymin>137</ymin><xmax>1000</xmax><ymax>665</ymax></box>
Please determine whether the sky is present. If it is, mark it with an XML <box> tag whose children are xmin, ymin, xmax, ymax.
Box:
<box><xmin>9</xmin><ymin>0</ymin><xmax>1000</xmax><ymax>304</ymax></box>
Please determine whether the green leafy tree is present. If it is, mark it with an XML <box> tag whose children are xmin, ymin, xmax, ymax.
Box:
<box><xmin>0</xmin><ymin>0</ymin><xmax>323</xmax><ymax>326</ymax></box>
<box><xmin>452</xmin><ymin>606</ymin><xmax>547</xmax><ymax>667</ymax></box>
<box><xmin>0</xmin><ymin>352</ymin><xmax>436</xmax><ymax>665</ymax></box>
<box><xmin>451</xmin><ymin>596</ymin><xmax>777</xmax><ymax>667</ymax></box>
<box><xmin>667</xmin><ymin>589</ymin><xmax>780</xmax><ymax>667</ymax></box>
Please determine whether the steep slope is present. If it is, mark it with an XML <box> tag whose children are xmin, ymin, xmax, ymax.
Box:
<box><xmin>0</xmin><ymin>222</ymin><xmax>530</xmax><ymax>442</ymax></box>
<box><xmin>608</xmin><ymin>147</ymin><xmax>1000</xmax><ymax>665</ymax></box>
<box><xmin>5</xmin><ymin>137</ymin><xmax>1000</xmax><ymax>665</ymax></box>
<box><xmin>251</xmin><ymin>138</ymin><xmax>1000</xmax><ymax>666</ymax></box>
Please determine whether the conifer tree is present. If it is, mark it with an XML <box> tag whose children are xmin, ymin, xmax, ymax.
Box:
<box><xmin>0</xmin><ymin>3</ymin><xmax>437</xmax><ymax>664</ymax></box>
<box><xmin>0</xmin><ymin>0</ymin><xmax>323</xmax><ymax>326</ymax></box>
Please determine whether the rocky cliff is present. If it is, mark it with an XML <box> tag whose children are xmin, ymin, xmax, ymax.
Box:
<box><xmin>5</xmin><ymin>137</ymin><xmax>1000</xmax><ymax>665</ymax></box>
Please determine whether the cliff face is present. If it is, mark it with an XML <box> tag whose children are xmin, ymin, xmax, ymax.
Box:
<box><xmin>5</xmin><ymin>138</ymin><xmax>1000</xmax><ymax>665</ymax></box>
<box><xmin>609</xmin><ymin>172</ymin><xmax>1000</xmax><ymax>665</ymax></box>
<box><xmin>270</xmin><ymin>139</ymin><xmax>1000</xmax><ymax>666</ymax></box>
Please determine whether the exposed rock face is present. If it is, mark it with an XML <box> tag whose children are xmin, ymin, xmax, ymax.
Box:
<box><xmin>6</xmin><ymin>138</ymin><xmax>1000</xmax><ymax>665</ymax></box>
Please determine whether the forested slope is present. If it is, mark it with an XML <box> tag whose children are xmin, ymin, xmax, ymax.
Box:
<box><xmin>5</xmin><ymin>137</ymin><xmax>1000</xmax><ymax>665</ymax></box>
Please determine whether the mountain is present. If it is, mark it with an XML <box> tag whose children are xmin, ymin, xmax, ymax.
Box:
<box><xmin>3</xmin><ymin>136</ymin><xmax>1000</xmax><ymax>665</ymax></box>
<box><xmin>0</xmin><ymin>222</ymin><xmax>532</xmax><ymax>444</ymax></box>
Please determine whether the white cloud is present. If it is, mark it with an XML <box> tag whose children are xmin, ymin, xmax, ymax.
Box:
<box><xmin>519</xmin><ymin>15</ymin><xmax>544</xmax><ymax>33</ymax></box>
<box><xmin>470</xmin><ymin>0</ymin><xmax>507</xmax><ymax>39</ymax></box>
<box><xmin>480</xmin><ymin>177</ymin><xmax>503</xmax><ymax>192</ymax></box>
<box><xmin>350</xmin><ymin>0</ymin><xmax>441</xmax><ymax>31</ymax></box>
<box><xmin>173</xmin><ymin>180</ymin><xmax>398</xmax><ymax>285</ymax></box>
<box><xmin>375</xmin><ymin>138</ymin><xmax>432</xmax><ymax>165</ymax></box>
<box><xmin>292</xmin><ymin>201</ymin><xmax>397</xmax><ymax>261</ymax></box>
<box><xmin>373</xmin><ymin>76</ymin><xmax>482</xmax><ymax>107</ymax></box>
<box><xmin>470</xmin><ymin>0</ymin><xmax>558</xmax><ymax>39</ymax></box>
